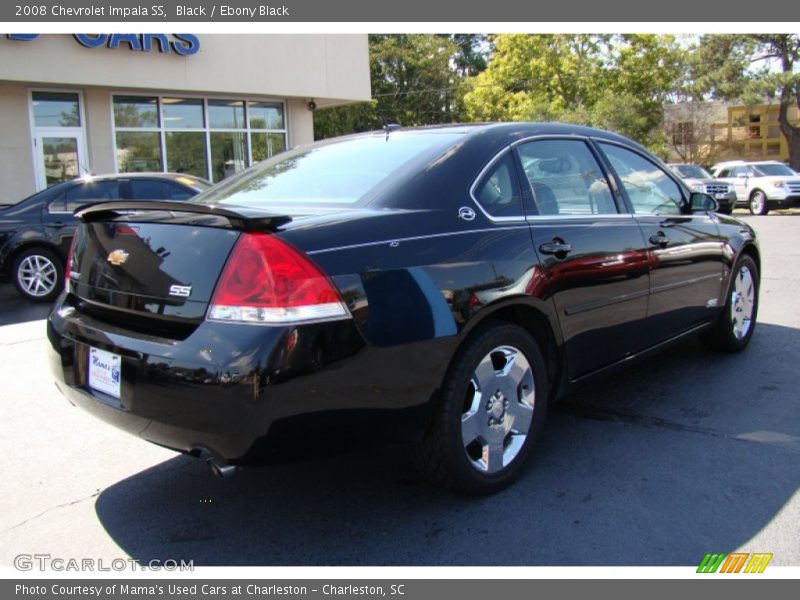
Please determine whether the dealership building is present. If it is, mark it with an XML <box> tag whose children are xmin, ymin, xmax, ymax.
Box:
<box><xmin>0</xmin><ymin>34</ymin><xmax>370</xmax><ymax>202</ymax></box>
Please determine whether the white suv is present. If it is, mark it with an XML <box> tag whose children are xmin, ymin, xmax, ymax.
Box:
<box><xmin>711</xmin><ymin>160</ymin><xmax>800</xmax><ymax>215</ymax></box>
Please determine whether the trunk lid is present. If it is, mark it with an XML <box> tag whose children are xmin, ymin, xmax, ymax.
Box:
<box><xmin>70</xmin><ymin>202</ymin><xmax>292</xmax><ymax>333</ymax></box>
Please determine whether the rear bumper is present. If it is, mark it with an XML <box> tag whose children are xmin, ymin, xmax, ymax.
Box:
<box><xmin>47</xmin><ymin>295</ymin><xmax>454</xmax><ymax>464</ymax></box>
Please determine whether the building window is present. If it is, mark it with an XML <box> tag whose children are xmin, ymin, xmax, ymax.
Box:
<box><xmin>32</xmin><ymin>91</ymin><xmax>81</xmax><ymax>127</ymax></box>
<box><xmin>671</xmin><ymin>121</ymin><xmax>694</xmax><ymax>146</ymax></box>
<box><xmin>767</xmin><ymin>143</ymin><xmax>781</xmax><ymax>156</ymax></box>
<box><xmin>113</xmin><ymin>94</ymin><xmax>287</xmax><ymax>182</ymax></box>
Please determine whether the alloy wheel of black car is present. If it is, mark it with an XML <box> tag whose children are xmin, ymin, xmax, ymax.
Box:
<box><xmin>749</xmin><ymin>190</ymin><xmax>769</xmax><ymax>215</ymax></box>
<box><xmin>700</xmin><ymin>255</ymin><xmax>759</xmax><ymax>352</ymax></box>
<box><xmin>416</xmin><ymin>322</ymin><xmax>548</xmax><ymax>495</ymax></box>
<box><xmin>12</xmin><ymin>247</ymin><xmax>64</xmax><ymax>302</ymax></box>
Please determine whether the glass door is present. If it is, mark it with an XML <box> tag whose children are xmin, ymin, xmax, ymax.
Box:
<box><xmin>30</xmin><ymin>91</ymin><xmax>88</xmax><ymax>190</ymax></box>
<box><xmin>34</xmin><ymin>133</ymin><xmax>87</xmax><ymax>188</ymax></box>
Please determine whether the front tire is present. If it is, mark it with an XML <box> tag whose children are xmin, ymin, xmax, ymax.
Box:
<box><xmin>11</xmin><ymin>247</ymin><xmax>64</xmax><ymax>302</ymax></box>
<box><xmin>749</xmin><ymin>190</ymin><xmax>769</xmax><ymax>215</ymax></box>
<box><xmin>700</xmin><ymin>254</ymin><xmax>759</xmax><ymax>352</ymax></box>
<box><xmin>415</xmin><ymin>322</ymin><xmax>548</xmax><ymax>494</ymax></box>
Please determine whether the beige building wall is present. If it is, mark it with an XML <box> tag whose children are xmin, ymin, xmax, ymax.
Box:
<box><xmin>0</xmin><ymin>35</ymin><xmax>370</xmax><ymax>107</ymax></box>
<box><xmin>0</xmin><ymin>85</ymin><xmax>36</xmax><ymax>202</ymax></box>
<box><xmin>84</xmin><ymin>88</ymin><xmax>115</xmax><ymax>175</ymax></box>
<box><xmin>0</xmin><ymin>34</ymin><xmax>369</xmax><ymax>200</ymax></box>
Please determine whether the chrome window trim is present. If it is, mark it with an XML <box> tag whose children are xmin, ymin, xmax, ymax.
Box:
<box><xmin>469</xmin><ymin>133</ymin><xmax>643</xmax><ymax>224</ymax></box>
<box><xmin>468</xmin><ymin>147</ymin><xmax>527</xmax><ymax>223</ymax></box>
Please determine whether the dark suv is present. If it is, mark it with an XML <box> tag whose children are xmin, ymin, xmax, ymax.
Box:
<box><xmin>0</xmin><ymin>173</ymin><xmax>209</xmax><ymax>301</ymax></box>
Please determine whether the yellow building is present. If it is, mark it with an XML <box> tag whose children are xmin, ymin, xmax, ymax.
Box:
<box><xmin>664</xmin><ymin>101</ymin><xmax>800</xmax><ymax>166</ymax></box>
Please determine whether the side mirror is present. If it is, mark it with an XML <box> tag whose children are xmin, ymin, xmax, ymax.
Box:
<box><xmin>689</xmin><ymin>192</ymin><xmax>719</xmax><ymax>213</ymax></box>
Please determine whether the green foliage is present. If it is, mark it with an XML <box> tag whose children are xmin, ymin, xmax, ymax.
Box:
<box><xmin>693</xmin><ymin>34</ymin><xmax>800</xmax><ymax>169</ymax></box>
<box><xmin>462</xmin><ymin>34</ymin><xmax>683</xmax><ymax>150</ymax></box>
<box><xmin>314</xmin><ymin>34</ymin><xmax>489</xmax><ymax>139</ymax></box>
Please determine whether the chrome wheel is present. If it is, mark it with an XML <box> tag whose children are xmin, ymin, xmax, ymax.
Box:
<box><xmin>461</xmin><ymin>345</ymin><xmax>535</xmax><ymax>474</ymax></box>
<box><xmin>17</xmin><ymin>253</ymin><xmax>58</xmax><ymax>298</ymax></box>
<box><xmin>731</xmin><ymin>266</ymin><xmax>755</xmax><ymax>340</ymax></box>
<box><xmin>750</xmin><ymin>191</ymin><xmax>766</xmax><ymax>215</ymax></box>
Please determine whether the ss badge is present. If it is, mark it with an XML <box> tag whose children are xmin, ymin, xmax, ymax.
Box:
<box><xmin>168</xmin><ymin>284</ymin><xmax>192</xmax><ymax>298</ymax></box>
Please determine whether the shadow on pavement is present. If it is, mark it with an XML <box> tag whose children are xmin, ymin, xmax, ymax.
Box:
<box><xmin>94</xmin><ymin>323</ymin><xmax>800</xmax><ymax>565</ymax></box>
<box><xmin>0</xmin><ymin>284</ymin><xmax>52</xmax><ymax>326</ymax></box>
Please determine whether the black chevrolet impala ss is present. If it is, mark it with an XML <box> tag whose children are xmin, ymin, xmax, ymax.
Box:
<box><xmin>48</xmin><ymin>123</ymin><xmax>760</xmax><ymax>494</ymax></box>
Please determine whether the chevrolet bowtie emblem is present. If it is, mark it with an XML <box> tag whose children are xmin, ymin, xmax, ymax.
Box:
<box><xmin>107</xmin><ymin>249</ymin><xmax>130</xmax><ymax>266</ymax></box>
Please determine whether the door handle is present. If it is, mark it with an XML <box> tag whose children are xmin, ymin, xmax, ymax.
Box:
<box><xmin>539</xmin><ymin>240</ymin><xmax>572</xmax><ymax>256</ymax></box>
<box><xmin>649</xmin><ymin>233</ymin><xmax>670</xmax><ymax>248</ymax></box>
<box><xmin>45</xmin><ymin>222</ymin><xmax>66</xmax><ymax>229</ymax></box>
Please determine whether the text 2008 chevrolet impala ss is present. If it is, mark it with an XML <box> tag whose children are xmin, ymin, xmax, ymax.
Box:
<box><xmin>48</xmin><ymin>124</ymin><xmax>759</xmax><ymax>494</ymax></box>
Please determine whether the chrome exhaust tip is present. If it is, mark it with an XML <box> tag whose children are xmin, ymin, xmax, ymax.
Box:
<box><xmin>205</xmin><ymin>457</ymin><xmax>238</xmax><ymax>480</ymax></box>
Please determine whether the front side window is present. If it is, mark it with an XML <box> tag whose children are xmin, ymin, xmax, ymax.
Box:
<box><xmin>472</xmin><ymin>152</ymin><xmax>523</xmax><ymax>218</ymax></box>
<box><xmin>600</xmin><ymin>143</ymin><xmax>683</xmax><ymax>215</ymax></box>
<box><xmin>753</xmin><ymin>163</ymin><xmax>795</xmax><ymax>176</ymax></box>
<box><xmin>518</xmin><ymin>139</ymin><xmax>616</xmax><ymax>215</ymax></box>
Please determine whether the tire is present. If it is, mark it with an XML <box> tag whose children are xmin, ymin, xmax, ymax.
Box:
<box><xmin>749</xmin><ymin>190</ymin><xmax>769</xmax><ymax>215</ymax></box>
<box><xmin>414</xmin><ymin>322</ymin><xmax>548</xmax><ymax>495</ymax></box>
<box><xmin>700</xmin><ymin>254</ymin><xmax>759</xmax><ymax>352</ymax></box>
<box><xmin>11</xmin><ymin>247</ymin><xmax>64</xmax><ymax>303</ymax></box>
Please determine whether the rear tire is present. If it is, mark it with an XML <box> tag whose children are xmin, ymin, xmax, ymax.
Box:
<box><xmin>749</xmin><ymin>190</ymin><xmax>769</xmax><ymax>215</ymax></box>
<box><xmin>700</xmin><ymin>254</ymin><xmax>759</xmax><ymax>352</ymax></box>
<box><xmin>414</xmin><ymin>322</ymin><xmax>548</xmax><ymax>495</ymax></box>
<box><xmin>11</xmin><ymin>247</ymin><xmax>63</xmax><ymax>303</ymax></box>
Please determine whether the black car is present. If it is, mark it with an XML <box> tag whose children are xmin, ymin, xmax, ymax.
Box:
<box><xmin>47</xmin><ymin>124</ymin><xmax>759</xmax><ymax>494</ymax></box>
<box><xmin>0</xmin><ymin>173</ymin><xmax>210</xmax><ymax>301</ymax></box>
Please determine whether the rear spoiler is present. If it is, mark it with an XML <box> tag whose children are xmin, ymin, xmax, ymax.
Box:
<box><xmin>75</xmin><ymin>201</ymin><xmax>292</xmax><ymax>232</ymax></box>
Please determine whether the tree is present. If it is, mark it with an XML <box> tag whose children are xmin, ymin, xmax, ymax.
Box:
<box><xmin>313</xmin><ymin>35</ymin><xmax>489</xmax><ymax>139</ymax></box>
<box><xmin>663</xmin><ymin>101</ymin><xmax>736</xmax><ymax>166</ymax></box>
<box><xmin>694</xmin><ymin>34</ymin><xmax>800</xmax><ymax>170</ymax></box>
<box><xmin>462</xmin><ymin>34</ymin><xmax>684</xmax><ymax>152</ymax></box>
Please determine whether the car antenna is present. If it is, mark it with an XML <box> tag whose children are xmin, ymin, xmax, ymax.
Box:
<box><xmin>380</xmin><ymin>115</ymin><xmax>401</xmax><ymax>138</ymax></box>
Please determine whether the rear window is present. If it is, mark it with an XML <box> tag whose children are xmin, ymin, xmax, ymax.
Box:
<box><xmin>195</xmin><ymin>132</ymin><xmax>464</xmax><ymax>209</ymax></box>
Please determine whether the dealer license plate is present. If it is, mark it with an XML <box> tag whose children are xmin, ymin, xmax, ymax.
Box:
<box><xmin>88</xmin><ymin>347</ymin><xmax>122</xmax><ymax>399</ymax></box>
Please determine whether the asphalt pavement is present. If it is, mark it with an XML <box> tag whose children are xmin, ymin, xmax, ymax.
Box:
<box><xmin>0</xmin><ymin>212</ymin><xmax>798</xmax><ymax>567</ymax></box>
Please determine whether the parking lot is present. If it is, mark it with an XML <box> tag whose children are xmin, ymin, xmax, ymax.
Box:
<box><xmin>0</xmin><ymin>212</ymin><xmax>798</xmax><ymax>567</ymax></box>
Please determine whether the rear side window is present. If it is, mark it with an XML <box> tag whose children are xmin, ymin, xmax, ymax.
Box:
<box><xmin>472</xmin><ymin>152</ymin><xmax>523</xmax><ymax>218</ymax></box>
<box><xmin>517</xmin><ymin>139</ymin><xmax>617</xmax><ymax>215</ymax></box>
<box><xmin>64</xmin><ymin>180</ymin><xmax>123</xmax><ymax>208</ymax></box>
<box><xmin>599</xmin><ymin>143</ymin><xmax>683</xmax><ymax>215</ymax></box>
<box><xmin>130</xmin><ymin>179</ymin><xmax>195</xmax><ymax>201</ymax></box>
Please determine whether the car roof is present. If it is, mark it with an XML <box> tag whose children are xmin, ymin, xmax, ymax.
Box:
<box><xmin>73</xmin><ymin>172</ymin><xmax>210</xmax><ymax>186</ymax></box>
<box><xmin>713</xmin><ymin>160</ymin><xmax>784</xmax><ymax>168</ymax></box>
<box><xmin>327</xmin><ymin>122</ymin><xmax>651</xmax><ymax>156</ymax></box>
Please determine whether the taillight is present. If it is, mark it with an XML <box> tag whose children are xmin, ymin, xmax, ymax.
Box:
<box><xmin>208</xmin><ymin>232</ymin><xmax>349</xmax><ymax>325</ymax></box>
<box><xmin>65</xmin><ymin>235</ymin><xmax>78</xmax><ymax>293</ymax></box>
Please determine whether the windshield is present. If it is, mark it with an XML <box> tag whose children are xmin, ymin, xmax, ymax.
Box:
<box><xmin>753</xmin><ymin>163</ymin><xmax>796</xmax><ymax>176</ymax></box>
<box><xmin>673</xmin><ymin>165</ymin><xmax>711</xmax><ymax>179</ymax></box>
<box><xmin>195</xmin><ymin>131</ymin><xmax>465</xmax><ymax>209</ymax></box>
